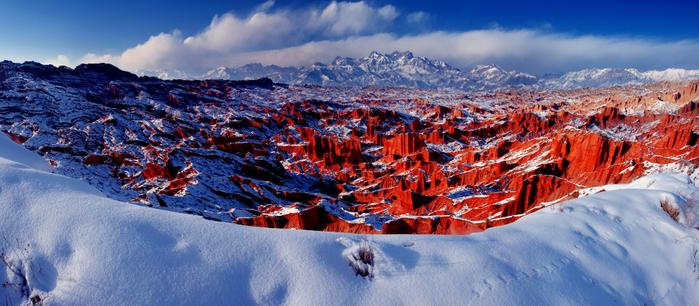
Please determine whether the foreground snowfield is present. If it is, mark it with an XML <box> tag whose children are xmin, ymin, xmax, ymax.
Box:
<box><xmin>1</xmin><ymin>135</ymin><xmax>699</xmax><ymax>305</ymax></box>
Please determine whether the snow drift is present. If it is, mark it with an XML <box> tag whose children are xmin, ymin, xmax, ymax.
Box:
<box><xmin>1</xmin><ymin>134</ymin><xmax>699</xmax><ymax>305</ymax></box>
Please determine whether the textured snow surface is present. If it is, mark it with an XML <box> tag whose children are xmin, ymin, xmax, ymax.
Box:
<box><xmin>0</xmin><ymin>134</ymin><xmax>50</xmax><ymax>172</ymax></box>
<box><xmin>1</xmin><ymin>134</ymin><xmax>699</xmax><ymax>305</ymax></box>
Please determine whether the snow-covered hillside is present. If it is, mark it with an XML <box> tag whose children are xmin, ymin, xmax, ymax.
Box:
<box><xmin>540</xmin><ymin>68</ymin><xmax>699</xmax><ymax>89</ymax></box>
<box><xmin>2</xmin><ymin>134</ymin><xmax>699</xmax><ymax>305</ymax></box>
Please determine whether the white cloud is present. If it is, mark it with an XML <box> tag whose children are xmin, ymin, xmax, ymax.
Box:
<box><xmin>82</xmin><ymin>53</ymin><xmax>117</xmax><ymax>64</ymax></box>
<box><xmin>86</xmin><ymin>1</ymin><xmax>400</xmax><ymax>73</ymax></box>
<box><xmin>65</xmin><ymin>1</ymin><xmax>699</xmax><ymax>75</ymax></box>
<box><xmin>43</xmin><ymin>54</ymin><xmax>73</xmax><ymax>67</ymax></box>
<box><xmin>255</xmin><ymin>0</ymin><xmax>275</xmax><ymax>12</ymax></box>
<box><xmin>200</xmin><ymin>30</ymin><xmax>699</xmax><ymax>74</ymax></box>
<box><xmin>318</xmin><ymin>1</ymin><xmax>398</xmax><ymax>36</ymax></box>
<box><xmin>406</xmin><ymin>11</ymin><xmax>428</xmax><ymax>24</ymax></box>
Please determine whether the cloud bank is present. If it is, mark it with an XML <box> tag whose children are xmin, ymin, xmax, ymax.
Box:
<box><xmin>52</xmin><ymin>1</ymin><xmax>699</xmax><ymax>75</ymax></box>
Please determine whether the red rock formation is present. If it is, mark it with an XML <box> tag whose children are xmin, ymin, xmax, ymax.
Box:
<box><xmin>83</xmin><ymin>154</ymin><xmax>109</xmax><ymax>165</ymax></box>
<box><xmin>383</xmin><ymin>133</ymin><xmax>425</xmax><ymax>157</ymax></box>
<box><xmin>550</xmin><ymin>131</ymin><xmax>645</xmax><ymax>185</ymax></box>
<box><xmin>2</xmin><ymin>132</ymin><xmax>29</xmax><ymax>144</ymax></box>
<box><xmin>382</xmin><ymin>217</ymin><xmax>485</xmax><ymax>235</ymax></box>
<box><xmin>235</xmin><ymin>205</ymin><xmax>376</xmax><ymax>233</ymax></box>
<box><xmin>5</xmin><ymin>62</ymin><xmax>698</xmax><ymax>235</ymax></box>
<box><xmin>504</xmin><ymin>175</ymin><xmax>577</xmax><ymax>216</ymax></box>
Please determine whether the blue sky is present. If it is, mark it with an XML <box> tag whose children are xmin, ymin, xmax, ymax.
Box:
<box><xmin>1</xmin><ymin>0</ymin><xmax>698</xmax><ymax>74</ymax></box>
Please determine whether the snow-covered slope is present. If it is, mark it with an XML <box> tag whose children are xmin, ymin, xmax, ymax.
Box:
<box><xmin>644</xmin><ymin>68</ymin><xmax>699</xmax><ymax>82</ymax></box>
<box><xmin>0</xmin><ymin>133</ymin><xmax>50</xmax><ymax>172</ymax></box>
<box><xmin>541</xmin><ymin>68</ymin><xmax>699</xmax><ymax>89</ymax></box>
<box><xmin>541</xmin><ymin>68</ymin><xmax>648</xmax><ymax>89</ymax></box>
<box><xmin>2</xmin><ymin>134</ymin><xmax>699</xmax><ymax>305</ymax></box>
<box><xmin>467</xmin><ymin>64</ymin><xmax>538</xmax><ymax>88</ymax></box>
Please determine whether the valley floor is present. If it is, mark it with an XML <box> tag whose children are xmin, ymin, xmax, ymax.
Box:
<box><xmin>1</xmin><ymin>134</ymin><xmax>699</xmax><ymax>305</ymax></box>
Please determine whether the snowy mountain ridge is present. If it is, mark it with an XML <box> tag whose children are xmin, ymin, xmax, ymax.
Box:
<box><xmin>542</xmin><ymin>67</ymin><xmax>699</xmax><ymax>89</ymax></box>
<box><xmin>199</xmin><ymin>51</ymin><xmax>537</xmax><ymax>90</ymax></box>
<box><xmin>188</xmin><ymin>51</ymin><xmax>699</xmax><ymax>90</ymax></box>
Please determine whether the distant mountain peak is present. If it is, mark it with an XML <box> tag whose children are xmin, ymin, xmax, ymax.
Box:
<box><xmin>471</xmin><ymin>63</ymin><xmax>504</xmax><ymax>71</ymax></box>
<box><xmin>191</xmin><ymin>51</ymin><xmax>699</xmax><ymax>90</ymax></box>
<box><xmin>390</xmin><ymin>50</ymin><xmax>414</xmax><ymax>59</ymax></box>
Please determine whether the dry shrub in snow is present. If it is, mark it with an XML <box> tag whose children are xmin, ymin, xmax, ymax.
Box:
<box><xmin>1</xmin><ymin>240</ymin><xmax>46</xmax><ymax>306</ymax></box>
<box><xmin>2</xmin><ymin>250</ymin><xmax>31</xmax><ymax>304</ymax></box>
<box><xmin>339</xmin><ymin>239</ymin><xmax>375</xmax><ymax>280</ymax></box>
<box><xmin>660</xmin><ymin>198</ymin><xmax>680</xmax><ymax>222</ymax></box>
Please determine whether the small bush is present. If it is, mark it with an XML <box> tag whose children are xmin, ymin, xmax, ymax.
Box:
<box><xmin>346</xmin><ymin>242</ymin><xmax>375</xmax><ymax>280</ymax></box>
<box><xmin>1</xmin><ymin>239</ymin><xmax>46</xmax><ymax>305</ymax></box>
<box><xmin>2</xmin><ymin>249</ymin><xmax>30</xmax><ymax>302</ymax></box>
<box><xmin>660</xmin><ymin>198</ymin><xmax>680</xmax><ymax>222</ymax></box>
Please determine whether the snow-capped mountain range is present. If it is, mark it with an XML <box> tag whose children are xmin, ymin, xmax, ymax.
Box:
<box><xmin>186</xmin><ymin>51</ymin><xmax>699</xmax><ymax>90</ymax></box>
<box><xmin>199</xmin><ymin>51</ymin><xmax>538</xmax><ymax>90</ymax></box>
<box><xmin>541</xmin><ymin>67</ymin><xmax>699</xmax><ymax>89</ymax></box>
